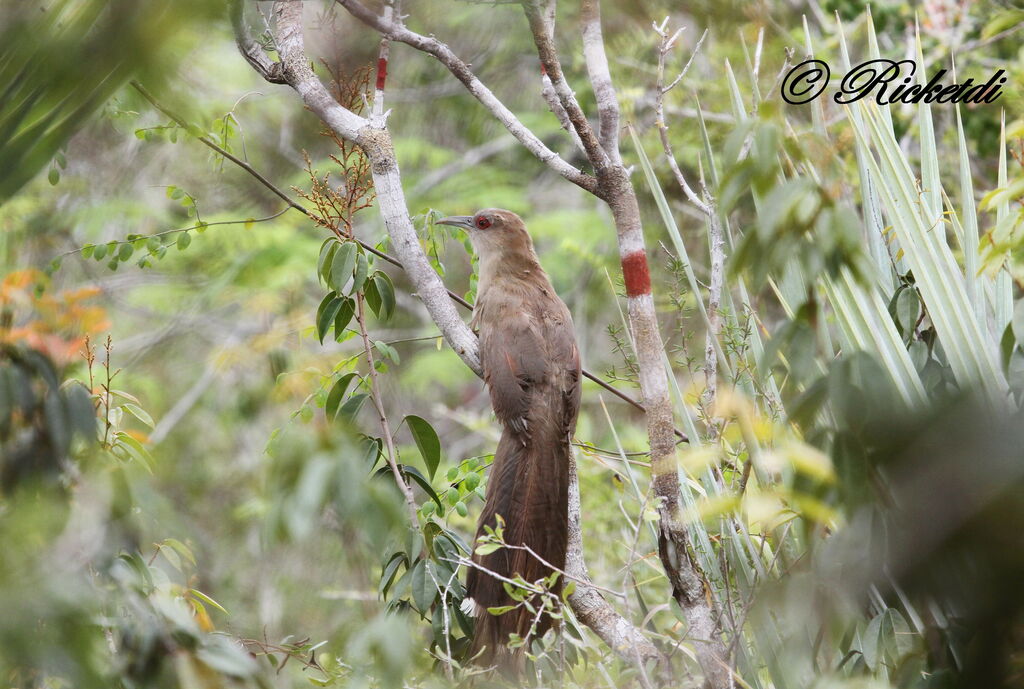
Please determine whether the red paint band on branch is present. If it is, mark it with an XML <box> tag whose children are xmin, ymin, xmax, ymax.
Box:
<box><xmin>540</xmin><ymin>62</ymin><xmax>547</xmax><ymax>76</ymax></box>
<box><xmin>622</xmin><ymin>251</ymin><xmax>651</xmax><ymax>297</ymax></box>
<box><xmin>376</xmin><ymin>57</ymin><xmax>388</xmax><ymax>91</ymax></box>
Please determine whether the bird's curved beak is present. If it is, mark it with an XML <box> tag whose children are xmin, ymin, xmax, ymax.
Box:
<box><xmin>436</xmin><ymin>215</ymin><xmax>475</xmax><ymax>230</ymax></box>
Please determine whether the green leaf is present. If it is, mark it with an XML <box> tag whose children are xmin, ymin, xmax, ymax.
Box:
<box><xmin>317</xmin><ymin>239</ymin><xmax>337</xmax><ymax>285</ymax></box>
<box><xmin>362</xmin><ymin>436</ymin><xmax>383</xmax><ymax>468</ymax></box>
<box><xmin>161</xmin><ymin>538</ymin><xmax>196</xmax><ymax>566</ymax></box>
<box><xmin>1001</xmin><ymin>323</ymin><xmax>1016</xmax><ymax>369</ymax></box>
<box><xmin>48</xmin><ymin>168</ymin><xmax>59</xmax><ymax>185</ymax></box>
<box><xmin>861</xmin><ymin>611</ymin><xmax>882</xmax><ymax>671</ymax></box>
<box><xmin>114</xmin><ymin>432</ymin><xmax>154</xmax><ymax>473</ymax></box>
<box><xmin>337</xmin><ymin>392</ymin><xmax>368</xmax><ymax>421</ymax></box>
<box><xmin>404</xmin><ymin>415</ymin><xmax>440</xmax><ymax>479</ymax></box>
<box><xmin>159</xmin><ymin>544</ymin><xmax>181</xmax><ymax>571</ymax></box>
<box><xmin>110</xmin><ymin>389</ymin><xmax>142</xmax><ymax>404</ymax></box>
<box><xmin>475</xmin><ymin>542</ymin><xmax>502</xmax><ymax>556</ymax></box>
<box><xmin>63</xmin><ymin>382</ymin><xmax>96</xmax><ymax>440</ymax></box>
<box><xmin>122</xmin><ymin>403</ymin><xmax>154</xmax><ymax>429</ymax></box>
<box><xmin>81</xmin><ymin>244</ymin><xmax>95</xmax><ymax>258</ymax></box>
<box><xmin>486</xmin><ymin>605</ymin><xmax>516</xmax><ymax>616</ymax></box>
<box><xmin>190</xmin><ymin>588</ymin><xmax>229</xmax><ymax>615</ymax></box>
<box><xmin>374</xmin><ymin>273</ymin><xmax>396</xmax><ymax>320</ymax></box>
<box><xmin>379</xmin><ymin>552</ymin><xmax>406</xmax><ymax>598</ymax></box>
<box><xmin>401</xmin><ymin>464</ymin><xmax>443</xmax><ymax>509</ymax></box>
<box><xmin>43</xmin><ymin>389</ymin><xmax>70</xmax><ymax>453</ymax></box>
<box><xmin>364</xmin><ymin>274</ymin><xmax>382</xmax><ymax>316</ymax></box>
<box><xmin>887</xmin><ymin>285</ymin><xmax>921</xmax><ymax>340</ymax></box>
<box><xmin>352</xmin><ymin>252</ymin><xmax>369</xmax><ymax>293</ymax></box>
<box><xmin>412</xmin><ymin>559</ymin><xmax>436</xmax><ymax>611</ymax></box>
<box><xmin>315</xmin><ymin>293</ymin><xmax>343</xmax><ymax>344</ymax></box>
<box><xmin>1013</xmin><ymin>300</ymin><xmax>1024</xmax><ymax>346</ymax></box>
<box><xmin>325</xmin><ymin>372</ymin><xmax>358</xmax><ymax>420</ymax></box>
<box><xmin>177</xmin><ymin>232</ymin><xmax>191</xmax><ymax>250</ymax></box>
<box><xmin>329</xmin><ymin>241</ymin><xmax>357</xmax><ymax>292</ymax></box>
<box><xmin>117</xmin><ymin>243</ymin><xmax>133</xmax><ymax>261</ymax></box>
<box><xmin>374</xmin><ymin>340</ymin><xmax>399</xmax><ymax>365</ymax></box>
<box><xmin>333</xmin><ymin>298</ymin><xmax>355</xmax><ymax>340</ymax></box>
<box><xmin>982</xmin><ymin>8</ymin><xmax>1024</xmax><ymax>39</ymax></box>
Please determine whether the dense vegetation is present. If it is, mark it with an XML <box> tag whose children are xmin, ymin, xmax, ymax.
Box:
<box><xmin>1</xmin><ymin>1</ymin><xmax>1022</xmax><ymax>687</ymax></box>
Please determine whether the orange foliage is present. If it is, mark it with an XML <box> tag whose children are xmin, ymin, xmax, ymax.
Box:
<box><xmin>0</xmin><ymin>270</ymin><xmax>110</xmax><ymax>366</ymax></box>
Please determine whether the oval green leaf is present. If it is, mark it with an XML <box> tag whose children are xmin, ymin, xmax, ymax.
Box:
<box><xmin>405</xmin><ymin>414</ymin><xmax>441</xmax><ymax>480</ymax></box>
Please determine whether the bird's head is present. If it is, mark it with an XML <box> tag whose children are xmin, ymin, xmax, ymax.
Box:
<box><xmin>436</xmin><ymin>208</ymin><xmax>535</xmax><ymax>260</ymax></box>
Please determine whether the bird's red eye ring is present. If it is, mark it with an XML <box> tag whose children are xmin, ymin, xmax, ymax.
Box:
<box><xmin>475</xmin><ymin>216</ymin><xmax>491</xmax><ymax>229</ymax></box>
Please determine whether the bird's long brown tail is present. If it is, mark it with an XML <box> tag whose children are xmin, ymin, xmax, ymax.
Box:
<box><xmin>464</xmin><ymin>417</ymin><xmax>571</xmax><ymax>671</ymax></box>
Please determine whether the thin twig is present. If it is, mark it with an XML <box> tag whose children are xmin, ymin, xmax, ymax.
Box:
<box><xmin>652</xmin><ymin>24</ymin><xmax>710</xmax><ymax>215</ymax></box>
<box><xmin>131</xmin><ymin>80</ymin><xmax>302</xmax><ymax>214</ymax></box>
<box><xmin>56</xmin><ymin>209</ymin><xmax>290</xmax><ymax>259</ymax></box>
<box><xmin>425</xmin><ymin>562</ymin><xmax>456</xmax><ymax>679</ymax></box>
<box><xmin>957</xmin><ymin>21</ymin><xmax>1024</xmax><ymax>53</ymax></box>
<box><xmin>355</xmin><ymin>290</ymin><xmax>420</xmax><ymax>529</ymax></box>
<box><xmin>496</xmin><ymin>542</ymin><xmax>627</xmax><ymax>599</ymax></box>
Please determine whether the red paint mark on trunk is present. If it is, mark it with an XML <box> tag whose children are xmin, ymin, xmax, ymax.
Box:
<box><xmin>540</xmin><ymin>62</ymin><xmax>547</xmax><ymax>76</ymax></box>
<box><xmin>622</xmin><ymin>251</ymin><xmax>651</xmax><ymax>297</ymax></box>
<box><xmin>376</xmin><ymin>57</ymin><xmax>388</xmax><ymax>91</ymax></box>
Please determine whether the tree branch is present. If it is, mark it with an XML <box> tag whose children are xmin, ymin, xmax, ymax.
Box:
<box><xmin>234</xmin><ymin>0</ymin><xmax>481</xmax><ymax>375</ymax></box>
<box><xmin>522</xmin><ymin>0</ymin><xmax>610</xmax><ymax>174</ymax></box>
<box><xmin>522</xmin><ymin>4</ymin><xmax>734</xmax><ymax>686</ymax></box>
<box><xmin>335</xmin><ymin>0</ymin><xmax>597</xmax><ymax>194</ymax></box>
<box><xmin>534</xmin><ymin>0</ymin><xmax>588</xmax><ymax>156</ymax></box>
<box><xmin>580</xmin><ymin>0</ymin><xmax>621</xmax><ymax>164</ymax></box>
<box><xmin>229</xmin><ymin>0</ymin><xmax>286</xmax><ymax>84</ymax></box>
<box><xmin>651</xmin><ymin>23</ymin><xmax>711</xmax><ymax>215</ymax></box>
<box><xmin>565</xmin><ymin>449</ymin><xmax>663</xmax><ymax>682</ymax></box>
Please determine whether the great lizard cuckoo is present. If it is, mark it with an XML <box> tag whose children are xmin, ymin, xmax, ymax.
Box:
<box><xmin>437</xmin><ymin>209</ymin><xmax>581</xmax><ymax>670</ymax></box>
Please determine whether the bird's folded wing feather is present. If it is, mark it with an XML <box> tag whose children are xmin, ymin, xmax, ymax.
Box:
<box><xmin>479</xmin><ymin>309</ymin><xmax>546</xmax><ymax>435</ymax></box>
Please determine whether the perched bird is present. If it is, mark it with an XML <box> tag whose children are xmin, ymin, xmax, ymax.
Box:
<box><xmin>437</xmin><ymin>209</ymin><xmax>581</xmax><ymax>671</ymax></box>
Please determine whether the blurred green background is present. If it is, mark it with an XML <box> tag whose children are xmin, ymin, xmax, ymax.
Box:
<box><xmin>2</xmin><ymin>0</ymin><xmax>1023</xmax><ymax>687</ymax></box>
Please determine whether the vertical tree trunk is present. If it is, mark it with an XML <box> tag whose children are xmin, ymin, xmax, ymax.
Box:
<box><xmin>600</xmin><ymin>165</ymin><xmax>734</xmax><ymax>689</ymax></box>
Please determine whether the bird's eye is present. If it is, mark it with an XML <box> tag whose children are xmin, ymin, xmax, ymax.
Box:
<box><xmin>475</xmin><ymin>216</ymin><xmax>492</xmax><ymax>229</ymax></box>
